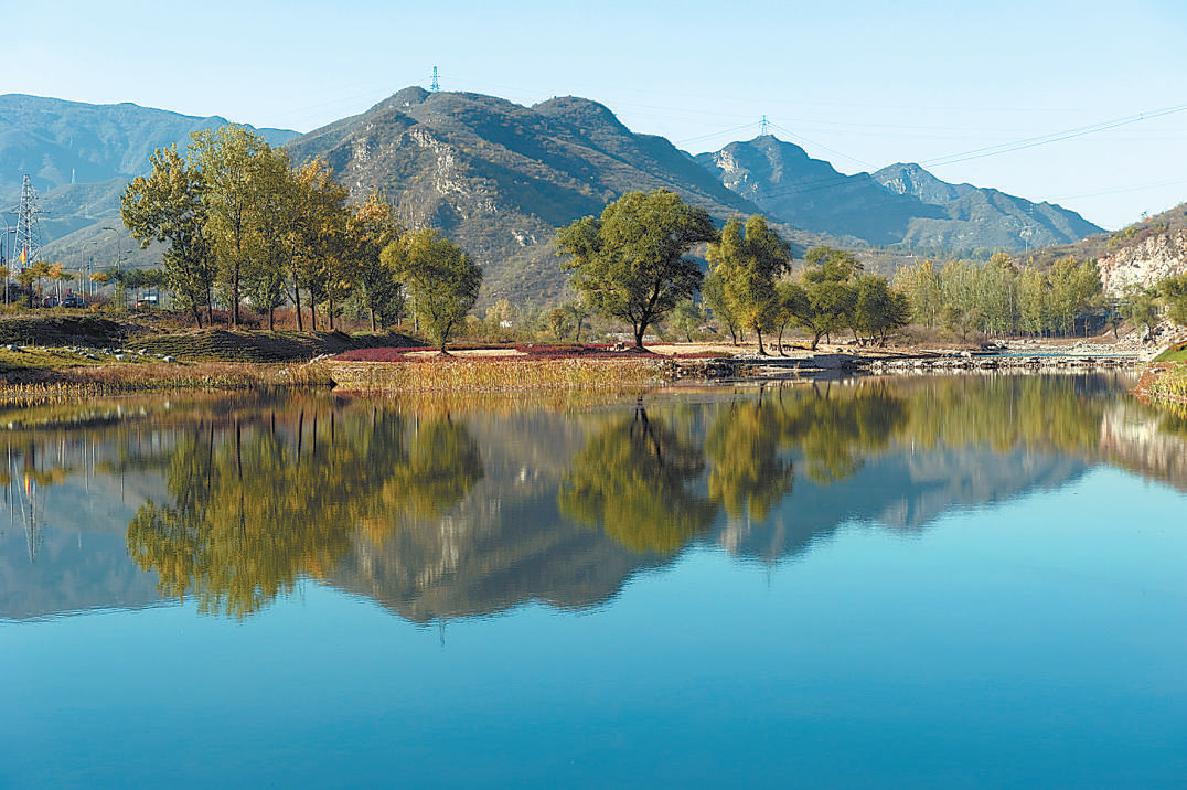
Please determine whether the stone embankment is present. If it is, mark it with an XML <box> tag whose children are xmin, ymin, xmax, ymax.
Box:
<box><xmin>667</xmin><ymin>350</ymin><xmax>1141</xmax><ymax>380</ymax></box>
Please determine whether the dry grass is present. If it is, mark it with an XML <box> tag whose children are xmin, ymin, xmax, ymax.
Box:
<box><xmin>0</xmin><ymin>361</ymin><xmax>334</xmax><ymax>406</ymax></box>
<box><xmin>329</xmin><ymin>357</ymin><xmax>671</xmax><ymax>394</ymax></box>
<box><xmin>1136</xmin><ymin>363</ymin><xmax>1187</xmax><ymax>406</ymax></box>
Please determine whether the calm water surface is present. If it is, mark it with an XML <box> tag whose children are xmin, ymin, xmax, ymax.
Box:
<box><xmin>2</xmin><ymin>374</ymin><xmax>1186</xmax><ymax>787</ymax></box>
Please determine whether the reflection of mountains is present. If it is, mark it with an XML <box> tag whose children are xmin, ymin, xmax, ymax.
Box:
<box><xmin>333</xmin><ymin>489</ymin><xmax>666</xmax><ymax>623</ymax></box>
<box><xmin>721</xmin><ymin>447</ymin><xmax>1087</xmax><ymax>562</ymax></box>
<box><xmin>3</xmin><ymin>375</ymin><xmax>1185</xmax><ymax>623</ymax></box>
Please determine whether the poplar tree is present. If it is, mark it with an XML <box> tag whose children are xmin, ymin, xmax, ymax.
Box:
<box><xmin>706</xmin><ymin>215</ymin><xmax>792</xmax><ymax>354</ymax></box>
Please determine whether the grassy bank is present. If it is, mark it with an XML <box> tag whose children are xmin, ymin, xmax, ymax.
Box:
<box><xmin>1136</xmin><ymin>363</ymin><xmax>1187</xmax><ymax>406</ymax></box>
<box><xmin>0</xmin><ymin>361</ymin><xmax>334</xmax><ymax>406</ymax></box>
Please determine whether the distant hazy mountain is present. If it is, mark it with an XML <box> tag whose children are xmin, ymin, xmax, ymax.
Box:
<box><xmin>871</xmin><ymin>162</ymin><xmax>1104</xmax><ymax>252</ymax></box>
<box><xmin>696</xmin><ymin>137</ymin><xmax>1104</xmax><ymax>253</ymax></box>
<box><xmin>1</xmin><ymin>94</ymin><xmax>297</xmax><ymax>269</ymax></box>
<box><xmin>694</xmin><ymin>136</ymin><xmax>935</xmax><ymax>245</ymax></box>
<box><xmin>286</xmin><ymin>86</ymin><xmax>761</xmax><ymax>303</ymax></box>
<box><xmin>0</xmin><ymin>94</ymin><xmax>295</xmax><ymax>192</ymax></box>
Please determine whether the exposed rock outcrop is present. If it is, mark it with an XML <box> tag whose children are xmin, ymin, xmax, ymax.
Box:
<box><xmin>1098</xmin><ymin>225</ymin><xmax>1187</xmax><ymax>296</ymax></box>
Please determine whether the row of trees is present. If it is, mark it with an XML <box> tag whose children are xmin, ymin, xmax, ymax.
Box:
<box><xmin>121</xmin><ymin>125</ymin><xmax>481</xmax><ymax>350</ymax></box>
<box><xmin>894</xmin><ymin>254</ymin><xmax>1104</xmax><ymax>338</ymax></box>
<box><xmin>557</xmin><ymin>189</ymin><xmax>910</xmax><ymax>352</ymax></box>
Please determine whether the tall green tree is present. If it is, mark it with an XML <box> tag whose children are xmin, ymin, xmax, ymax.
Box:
<box><xmin>382</xmin><ymin>228</ymin><xmax>482</xmax><ymax>353</ymax></box>
<box><xmin>556</xmin><ymin>189</ymin><xmax>716</xmax><ymax>351</ymax></box>
<box><xmin>783</xmin><ymin>246</ymin><xmax>860</xmax><ymax>350</ymax></box>
<box><xmin>852</xmin><ymin>274</ymin><xmax>910</xmax><ymax>343</ymax></box>
<box><xmin>706</xmin><ymin>215</ymin><xmax>792</xmax><ymax>354</ymax></box>
<box><xmin>349</xmin><ymin>192</ymin><xmax>405</xmax><ymax>331</ymax></box>
<box><xmin>121</xmin><ymin>144</ymin><xmax>215</xmax><ymax>326</ymax></box>
<box><xmin>287</xmin><ymin>157</ymin><xmax>350</xmax><ymax>332</ymax></box>
<box><xmin>190</xmin><ymin>125</ymin><xmax>276</xmax><ymax>327</ymax></box>
<box><xmin>703</xmin><ymin>270</ymin><xmax>741</xmax><ymax>344</ymax></box>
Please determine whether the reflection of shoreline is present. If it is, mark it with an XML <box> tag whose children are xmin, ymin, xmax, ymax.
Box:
<box><xmin>1099</xmin><ymin>400</ymin><xmax>1187</xmax><ymax>493</ymax></box>
<box><xmin>3</xmin><ymin>374</ymin><xmax>1186</xmax><ymax>624</ymax></box>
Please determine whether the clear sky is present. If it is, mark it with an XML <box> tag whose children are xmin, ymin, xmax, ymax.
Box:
<box><xmin>4</xmin><ymin>0</ymin><xmax>1186</xmax><ymax>229</ymax></box>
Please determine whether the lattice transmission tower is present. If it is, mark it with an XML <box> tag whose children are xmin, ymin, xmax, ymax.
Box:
<box><xmin>12</xmin><ymin>174</ymin><xmax>41</xmax><ymax>270</ymax></box>
<box><xmin>430</xmin><ymin>66</ymin><xmax>440</xmax><ymax>93</ymax></box>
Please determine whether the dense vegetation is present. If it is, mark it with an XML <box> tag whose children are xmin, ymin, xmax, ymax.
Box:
<box><xmin>121</xmin><ymin>126</ymin><xmax>479</xmax><ymax>344</ymax></box>
<box><xmin>894</xmin><ymin>254</ymin><xmax>1103</xmax><ymax>338</ymax></box>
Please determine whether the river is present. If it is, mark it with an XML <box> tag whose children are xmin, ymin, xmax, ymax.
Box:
<box><xmin>2</xmin><ymin>373</ymin><xmax>1185</xmax><ymax>787</ymax></box>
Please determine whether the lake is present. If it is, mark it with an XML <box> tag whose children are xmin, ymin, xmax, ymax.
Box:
<box><xmin>2</xmin><ymin>373</ymin><xmax>1186</xmax><ymax>787</ymax></box>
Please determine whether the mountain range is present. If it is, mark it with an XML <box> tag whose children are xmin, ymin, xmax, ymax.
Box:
<box><xmin>4</xmin><ymin>89</ymin><xmax>1108</xmax><ymax>302</ymax></box>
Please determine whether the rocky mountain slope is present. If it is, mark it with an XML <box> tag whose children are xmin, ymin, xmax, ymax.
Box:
<box><xmin>872</xmin><ymin>162</ymin><xmax>1104</xmax><ymax>252</ymax></box>
<box><xmin>696</xmin><ymin>136</ymin><xmax>1103</xmax><ymax>253</ymax></box>
<box><xmin>1093</xmin><ymin>204</ymin><xmax>1187</xmax><ymax>295</ymax></box>
<box><xmin>286</xmin><ymin>87</ymin><xmax>763</xmax><ymax>303</ymax></box>
<box><xmin>693</xmin><ymin>137</ymin><xmax>929</xmax><ymax>245</ymax></box>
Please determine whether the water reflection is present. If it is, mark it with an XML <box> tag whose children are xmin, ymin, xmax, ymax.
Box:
<box><xmin>1</xmin><ymin>373</ymin><xmax>1183</xmax><ymax>623</ymax></box>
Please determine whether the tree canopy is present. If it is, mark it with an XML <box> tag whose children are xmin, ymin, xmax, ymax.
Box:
<box><xmin>557</xmin><ymin>189</ymin><xmax>716</xmax><ymax>350</ymax></box>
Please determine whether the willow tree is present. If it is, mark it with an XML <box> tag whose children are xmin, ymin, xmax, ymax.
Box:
<box><xmin>381</xmin><ymin>228</ymin><xmax>481</xmax><ymax>353</ymax></box>
<box><xmin>557</xmin><ymin>189</ymin><xmax>716</xmax><ymax>351</ymax></box>
<box><xmin>706</xmin><ymin>215</ymin><xmax>791</xmax><ymax>354</ymax></box>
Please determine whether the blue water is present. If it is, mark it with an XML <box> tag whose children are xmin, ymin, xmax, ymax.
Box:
<box><xmin>2</xmin><ymin>375</ymin><xmax>1185</xmax><ymax>787</ymax></box>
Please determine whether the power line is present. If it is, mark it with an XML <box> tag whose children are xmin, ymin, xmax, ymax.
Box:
<box><xmin>769</xmin><ymin>122</ymin><xmax>873</xmax><ymax>168</ymax></box>
<box><xmin>922</xmin><ymin>102</ymin><xmax>1187</xmax><ymax>167</ymax></box>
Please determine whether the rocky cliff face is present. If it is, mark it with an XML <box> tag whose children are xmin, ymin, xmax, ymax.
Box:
<box><xmin>1097</xmin><ymin>226</ymin><xmax>1187</xmax><ymax>296</ymax></box>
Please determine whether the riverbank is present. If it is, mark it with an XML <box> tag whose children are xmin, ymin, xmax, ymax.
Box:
<box><xmin>1136</xmin><ymin>363</ymin><xmax>1187</xmax><ymax>406</ymax></box>
<box><xmin>0</xmin><ymin>312</ymin><xmax>1166</xmax><ymax>399</ymax></box>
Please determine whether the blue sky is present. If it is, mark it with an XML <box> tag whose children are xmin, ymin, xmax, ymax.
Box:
<box><xmin>4</xmin><ymin>0</ymin><xmax>1186</xmax><ymax>228</ymax></box>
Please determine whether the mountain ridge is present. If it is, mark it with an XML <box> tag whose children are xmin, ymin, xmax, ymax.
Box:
<box><xmin>1</xmin><ymin>88</ymin><xmax>1135</xmax><ymax>302</ymax></box>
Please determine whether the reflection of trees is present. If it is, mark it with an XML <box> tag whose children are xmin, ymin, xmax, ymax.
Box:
<box><xmin>777</xmin><ymin>383</ymin><xmax>908</xmax><ymax>484</ymax></box>
<box><xmin>705</xmin><ymin>397</ymin><xmax>794</xmax><ymax>522</ymax></box>
<box><xmin>558</xmin><ymin>406</ymin><xmax>717</xmax><ymax>554</ymax></box>
<box><xmin>898</xmin><ymin>375</ymin><xmax>1107</xmax><ymax>454</ymax></box>
<box><xmin>126</xmin><ymin>410</ymin><xmax>482</xmax><ymax>617</ymax></box>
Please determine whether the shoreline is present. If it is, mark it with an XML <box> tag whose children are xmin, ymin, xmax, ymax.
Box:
<box><xmin>0</xmin><ymin>349</ymin><xmax>1152</xmax><ymax>403</ymax></box>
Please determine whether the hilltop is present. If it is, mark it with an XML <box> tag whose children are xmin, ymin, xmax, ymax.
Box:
<box><xmin>285</xmin><ymin>87</ymin><xmax>762</xmax><ymax>302</ymax></box>
<box><xmin>695</xmin><ymin>137</ymin><xmax>1103</xmax><ymax>253</ymax></box>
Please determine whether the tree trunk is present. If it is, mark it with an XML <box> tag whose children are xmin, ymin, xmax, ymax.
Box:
<box><xmin>811</xmin><ymin>331</ymin><xmax>823</xmax><ymax>351</ymax></box>
<box><xmin>370</xmin><ymin>308</ymin><xmax>378</xmax><ymax>332</ymax></box>
<box><xmin>777</xmin><ymin>324</ymin><xmax>786</xmax><ymax>355</ymax></box>
<box><xmin>231</xmin><ymin>269</ymin><xmax>240</xmax><ymax>327</ymax></box>
<box><xmin>268</xmin><ymin>308</ymin><xmax>275</xmax><ymax>331</ymax></box>
<box><xmin>756</xmin><ymin>327</ymin><xmax>766</xmax><ymax>355</ymax></box>
<box><xmin>633</xmin><ymin>322</ymin><xmax>647</xmax><ymax>351</ymax></box>
<box><xmin>294</xmin><ymin>279</ymin><xmax>304</xmax><ymax>333</ymax></box>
